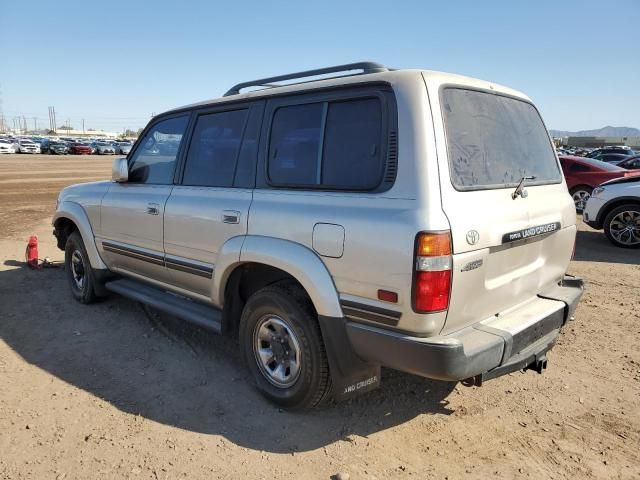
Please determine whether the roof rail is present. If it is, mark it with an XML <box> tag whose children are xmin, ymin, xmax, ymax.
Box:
<box><xmin>224</xmin><ymin>61</ymin><xmax>389</xmax><ymax>97</ymax></box>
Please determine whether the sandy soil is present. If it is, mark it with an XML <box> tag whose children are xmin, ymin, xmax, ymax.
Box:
<box><xmin>0</xmin><ymin>154</ymin><xmax>638</xmax><ymax>479</ymax></box>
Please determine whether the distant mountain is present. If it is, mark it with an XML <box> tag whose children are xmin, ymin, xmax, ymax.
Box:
<box><xmin>549</xmin><ymin>126</ymin><xmax>640</xmax><ymax>138</ymax></box>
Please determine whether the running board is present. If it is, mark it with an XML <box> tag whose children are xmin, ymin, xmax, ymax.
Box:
<box><xmin>105</xmin><ymin>278</ymin><xmax>222</xmax><ymax>334</ymax></box>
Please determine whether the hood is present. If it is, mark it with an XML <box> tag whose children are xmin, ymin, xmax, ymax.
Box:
<box><xmin>58</xmin><ymin>180</ymin><xmax>111</xmax><ymax>203</ymax></box>
<box><xmin>600</xmin><ymin>173</ymin><xmax>640</xmax><ymax>187</ymax></box>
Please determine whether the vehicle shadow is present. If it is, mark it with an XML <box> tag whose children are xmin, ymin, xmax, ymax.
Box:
<box><xmin>573</xmin><ymin>229</ymin><xmax>640</xmax><ymax>265</ymax></box>
<box><xmin>0</xmin><ymin>265</ymin><xmax>455</xmax><ymax>453</ymax></box>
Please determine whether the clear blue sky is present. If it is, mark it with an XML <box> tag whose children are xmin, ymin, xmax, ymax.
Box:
<box><xmin>2</xmin><ymin>0</ymin><xmax>638</xmax><ymax>133</ymax></box>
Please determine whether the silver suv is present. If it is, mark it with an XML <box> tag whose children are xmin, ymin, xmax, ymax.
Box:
<box><xmin>53</xmin><ymin>62</ymin><xmax>584</xmax><ymax>410</ymax></box>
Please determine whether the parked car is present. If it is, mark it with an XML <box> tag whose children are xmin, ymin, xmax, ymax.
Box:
<box><xmin>559</xmin><ymin>155</ymin><xmax>640</xmax><ymax>211</ymax></box>
<box><xmin>590</xmin><ymin>152</ymin><xmax>631</xmax><ymax>164</ymax></box>
<box><xmin>114</xmin><ymin>142</ymin><xmax>132</xmax><ymax>155</ymax></box>
<box><xmin>17</xmin><ymin>139</ymin><xmax>40</xmax><ymax>154</ymax></box>
<box><xmin>92</xmin><ymin>142</ymin><xmax>115</xmax><ymax>154</ymax></box>
<box><xmin>67</xmin><ymin>143</ymin><xmax>93</xmax><ymax>155</ymax></box>
<box><xmin>0</xmin><ymin>140</ymin><xmax>16</xmax><ymax>154</ymax></box>
<box><xmin>587</xmin><ymin>146</ymin><xmax>636</xmax><ymax>158</ymax></box>
<box><xmin>52</xmin><ymin>62</ymin><xmax>584</xmax><ymax>409</ymax></box>
<box><xmin>615</xmin><ymin>155</ymin><xmax>640</xmax><ymax>170</ymax></box>
<box><xmin>583</xmin><ymin>175</ymin><xmax>640</xmax><ymax>248</ymax></box>
<box><xmin>48</xmin><ymin>142</ymin><xmax>69</xmax><ymax>155</ymax></box>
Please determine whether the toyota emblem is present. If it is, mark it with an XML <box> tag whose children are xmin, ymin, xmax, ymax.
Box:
<box><xmin>466</xmin><ymin>230</ymin><xmax>480</xmax><ymax>245</ymax></box>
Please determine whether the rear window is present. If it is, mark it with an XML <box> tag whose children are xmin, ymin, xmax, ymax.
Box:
<box><xmin>573</xmin><ymin>157</ymin><xmax>625</xmax><ymax>171</ymax></box>
<box><xmin>442</xmin><ymin>88</ymin><xmax>561</xmax><ymax>190</ymax></box>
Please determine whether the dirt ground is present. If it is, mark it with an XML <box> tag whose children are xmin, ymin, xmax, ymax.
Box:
<box><xmin>0</xmin><ymin>154</ymin><xmax>638</xmax><ymax>480</ymax></box>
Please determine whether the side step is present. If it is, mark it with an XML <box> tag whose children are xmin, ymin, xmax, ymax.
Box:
<box><xmin>105</xmin><ymin>278</ymin><xmax>222</xmax><ymax>334</ymax></box>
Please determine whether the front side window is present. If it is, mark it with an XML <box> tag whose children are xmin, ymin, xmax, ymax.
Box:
<box><xmin>128</xmin><ymin>115</ymin><xmax>189</xmax><ymax>184</ymax></box>
<box><xmin>442</xmin><ymin>88</ymin><xmax>561</xmax><ymax>190</ymax></box>
<box><xmin>183</xmin><ymin>109</ymin><xmax>249</xmax><ymax>187</ymax></box>
<box><xmin>268</xmin><ymin>97</ymin><xmax>384</xmax><ymax>189</ymax></box>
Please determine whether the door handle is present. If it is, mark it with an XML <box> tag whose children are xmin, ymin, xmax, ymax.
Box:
<box><xmin>146</xmin><ymin>203</ymin><xmax>160</xmax><ymax>215</ymax></box>
<box><xmin>222</xmin><ymin>210</ymin><xmax>240</xmax><ymax>224</ymax></box>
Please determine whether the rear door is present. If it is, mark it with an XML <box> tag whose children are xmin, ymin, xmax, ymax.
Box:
<box><xmin>429</xmin><ymin>85</ymin><xmax>576</xmax><ymax>334</ymax></box>
<box><xmin>163</xmin><ymin>102</ymin><xmax>263</xmax><ymax>299</ymax></box>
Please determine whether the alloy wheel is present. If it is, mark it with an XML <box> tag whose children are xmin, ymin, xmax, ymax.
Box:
<box><xmin>253</xmin><ymin>315</ymin><xmax>302</xmax><ymax>388</ymax></box>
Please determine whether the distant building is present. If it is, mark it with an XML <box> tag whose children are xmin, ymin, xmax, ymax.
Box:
<box><xmin>54</xmin><ymin>129</ymin><xmax>119</xmax><ymax>138</ymax></box>
<box><xmin>558</xmin><ymin>136</ymin><xmax>640</xmax><ymax>148</ymax></box>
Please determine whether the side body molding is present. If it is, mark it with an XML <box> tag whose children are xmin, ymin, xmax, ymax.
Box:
<box><xmin>53</xmin><ymin>201</ymin><xmax>107</xmax><ymax>270</ymax></box>
<box><xmin>213</xmin><ymin>235</ymin><xmax>343</xmax><ymax>318</ymax></box>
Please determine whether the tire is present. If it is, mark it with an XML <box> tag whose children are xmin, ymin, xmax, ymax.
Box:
<box><xmin>64</xmin><ymin>231</ymin><xmax>98</xmax><ymax>303</ymax></box>
<box><xmin>603</xmin><ymin>204</ymin><xmax>640</xmax><ymax>249</ymax></box>
<box><xmin>570</xmin><ymin>186</ymin><xmax>593</xmax><ymax>212</ymax></box>
<box><xmin>239</xmin><ymin>282</ymin><xmax>332</xmax><ymax>410</ymax></box>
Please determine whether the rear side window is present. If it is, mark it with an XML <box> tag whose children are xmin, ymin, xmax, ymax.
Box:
<box><xmin>268</xmin><ymin>98</ymin><xmax>383</xmax><ymax>189</ymax></box>
<box><xmin>569</xmin><ymin>162</ymin><xmax>591</xmax><ymax>173</ymax></box>
<box><xmin>268</xmin><ymin>103</ymin><xmax>323</xmax><ymax>185</ymax></box>
<box><xmin>442</xmin><ymin>88</ymin><xmax>561</xmax><ymax>190</ymax></box>
<box><xmin>183</xmin><ymin>109</ymin><xmax>249</xmax><ymax>187</ymax></box>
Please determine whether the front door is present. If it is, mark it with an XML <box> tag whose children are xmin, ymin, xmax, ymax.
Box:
<box><xmin>98</xmin><ymin>114</ymin><xmax>190</xmax><ymax>284</ymax></box>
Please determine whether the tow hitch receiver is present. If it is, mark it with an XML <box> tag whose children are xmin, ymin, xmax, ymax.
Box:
<box><xmin>524</xmin><ymin>354</ymin><xmax>548</xmax><ymax>374</ymax></box>
<box><xmin>462</xmin><ymin>352</ymin><xmax>551</xmax><ymax>387</ymax></box>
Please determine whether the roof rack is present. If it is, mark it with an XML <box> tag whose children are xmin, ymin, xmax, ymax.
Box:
<box><xmin>223</xmin><ymin>61</ymin><xmax>389</xmax><ymax>97</ymax></box>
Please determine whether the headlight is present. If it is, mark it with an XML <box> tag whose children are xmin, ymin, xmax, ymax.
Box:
<box><xmin>592</xmin><ymin>186</ymin><xmax>605</xmax><ymax>196</ymax></box>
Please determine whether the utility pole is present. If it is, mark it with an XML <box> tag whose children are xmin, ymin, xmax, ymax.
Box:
<box><xmin>82</xmin><ymin>118</ymin><xmax>85</xmax><ymax>134</ymax></box>
<box><xmin>32</xmin><ymin>117</ymin><xmax>37</xmax><ymax>132</ymax></box>
<box><xmin>22</xmin><ymin>116</ymin><xmax>27</xmax><ymax>134</ymax></box>
<box><xmin>0</xmin><ymin>83</ymin><xmax>4</xmax><ymax>133</ymax></box>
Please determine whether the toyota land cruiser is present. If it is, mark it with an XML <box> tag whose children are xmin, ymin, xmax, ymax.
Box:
<box><xmin>53</xmin><ymin>62</ymin><xmax>584</xmax><ymax>410</ymax></box>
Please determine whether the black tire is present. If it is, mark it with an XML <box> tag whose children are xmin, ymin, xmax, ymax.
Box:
<box><xmin>603</xmin><ymin>204</ymin><xmax>640</xmax><ymax>249</ymax></box>
<box><xmin>239</xmin><ymin>282</ymin><xmax>332</xmax><ymax>410</ymax></box>
<box><xmin>570</xmin><ymin>186</ymin><xmax>593</xmax><ymax>212</ymax></box>
<box><xmin>64</xmin><ymin>231</ymin><xmax>98</xmax><ymax>303</ymax></box>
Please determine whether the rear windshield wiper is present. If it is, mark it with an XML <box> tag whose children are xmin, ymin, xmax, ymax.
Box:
<box><xmin>512</xmin><ymin>175</ymin><xmax>536</xmax><ymax>199</ymax></box>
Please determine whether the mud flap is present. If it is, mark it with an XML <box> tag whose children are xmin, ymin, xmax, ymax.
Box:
<box><xmin>318</xmin><ymin>315</ymin><xmax>381</xmax><ymax>401</ymax></box>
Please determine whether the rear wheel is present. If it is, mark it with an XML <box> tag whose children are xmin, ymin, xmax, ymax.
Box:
<box><xmin>64</xmin><ymin>231</ymin><xmax>98</xmax><ymax>303</ymax></box>
<box><xmin>570</xmin><ymin>186</ymin><xmax>593</xmax><ymax>212</ymax></box>
<box><xmin>239</xmin><ymin>283</ymin><xmax>332</xmax><ymax>410</ymax></box>
<box><xmin>603</xmin><ymin>204</ymin><xmax>640</xmax><ymax>248</ymax></box>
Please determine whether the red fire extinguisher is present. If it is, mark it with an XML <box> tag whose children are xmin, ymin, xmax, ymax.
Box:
<box><xmin>25</xmin><ymin>235</ymin><xmax>41</xmax><ymax>270</ymax></box>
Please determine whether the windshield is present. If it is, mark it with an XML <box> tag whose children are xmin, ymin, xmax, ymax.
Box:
<box><xmin>442</xmin><ymin>88</ymin><xmax>561</xmax><ymax>190</ymax></box>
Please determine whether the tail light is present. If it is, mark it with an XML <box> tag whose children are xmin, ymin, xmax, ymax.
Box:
<box><xmin>413</xmin><ymin>232</ymin><xmax>452</xmax><ymax>313</ymax></box>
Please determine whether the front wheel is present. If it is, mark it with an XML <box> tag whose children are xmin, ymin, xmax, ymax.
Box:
<box><xmin>239</xmin><ymin>283</ymin><xmax>332</xmax><ymax>410</ymax></box>
<box><xmin>603</xmin><ymin>204</ymin><xmax>640</xmax><ymax>248</ymax></box>
<box><xmin>64</xmin><ymin>231</ymin><xmax>98</xmax><ymax>303</ymax></box>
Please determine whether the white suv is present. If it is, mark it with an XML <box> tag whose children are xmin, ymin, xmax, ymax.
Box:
<box><xmin>583</xmin><ymin>176</ymin><xmax>640</xmax><ymax>248</ymax></box>
<box><xmin>53</xmin><ymin>62</ymin><xmax>584</xmax><ymax>409</ymax></box>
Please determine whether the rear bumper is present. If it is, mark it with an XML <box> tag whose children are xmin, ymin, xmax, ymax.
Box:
<box><xmin>345</xmin><ymin>275</ymin><xmax>584</xmax><ymax>383</ymax></box>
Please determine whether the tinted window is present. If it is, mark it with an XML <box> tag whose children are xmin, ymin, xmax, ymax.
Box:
<box><xmin>129</xmin><ymin>116</ymin><xmax>188</xmax><ymax>184</ymax></box>
<box><xmin>442</xmin><ymin>88</ymin><xmax>561</xmax><ymax>190</ymax></box>
<box><xmin>268</xmin><ymin>103</ymin><xmax>323</xmax><ymax>185</ymax></box>
<box><xmin>322</xmin><ymin>98</ymin><xmax>382</xmax><ymax>188</ymax></box>
<box><xmin>183</xmin><ymin>109</ymin><xmax>248</xmax><ymax>187</ymax></box>
<box><xmin>574</xmin><ymin>157</ymin><xmax>625</xmax><ymax>171</ymax></box>
<box><xmin>569</xmin><ymin>162</ymin><xmax>590</xmax><ymax>173</ymax></box>
<box><xmin>268</xmin><ymin>98</ymin><xmax>384</xmax><ymax>189</ymax></box>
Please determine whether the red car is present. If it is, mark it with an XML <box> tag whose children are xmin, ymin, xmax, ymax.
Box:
<box><xmin>559</xmin><ymin>155</ymin><xmax>640</xmax><ymax>211</ymax></box>
<box><xmin>68</xmin><ymin>143</ymin><xmax>93</xmax><ymax>155</ymax></box>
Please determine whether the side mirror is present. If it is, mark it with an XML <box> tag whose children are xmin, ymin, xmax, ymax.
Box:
<box><xmin>112</xmin><ymin>157</ymin><xmax>128</xmax><ymax>183</ymax></box>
